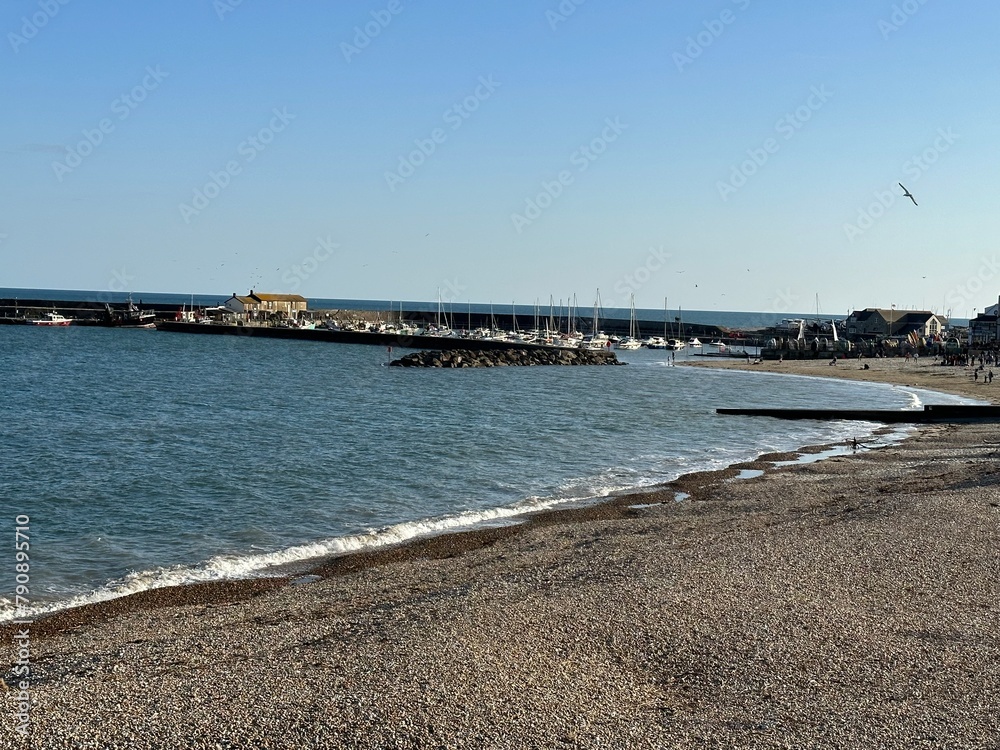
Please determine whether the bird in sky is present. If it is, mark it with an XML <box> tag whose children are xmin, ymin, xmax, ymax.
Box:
<box><xmin>899</xmin><ymin>183</ymin><xmax>918</xmax><ymax>206</ymax></box>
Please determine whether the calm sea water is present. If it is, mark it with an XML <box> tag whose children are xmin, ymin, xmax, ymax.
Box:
<box><xmin>0</xmin><ymin>326</ymin><xmax>969</xmax><ymax>621</ymax></box>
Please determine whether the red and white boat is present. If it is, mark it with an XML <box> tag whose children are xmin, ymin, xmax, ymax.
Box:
<box><xmin>28</xmin><ymin>311</ymin><xmax>73</xmax><ymax>326</ymax></box>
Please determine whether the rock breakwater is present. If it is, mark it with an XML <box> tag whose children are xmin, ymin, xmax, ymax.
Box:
<box><xmin>389</xmin><ymin>347</ymin><xmax>624</xmax><ymax>368</ymax></box>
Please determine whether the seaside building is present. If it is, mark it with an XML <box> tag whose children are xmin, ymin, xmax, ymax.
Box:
<box><xmin>224</xmin><ymin>290</ymin><xmax>308</xmax><ymax>321</ymax></box>
<box><xmin>968</xmin><ymin>297</ymin><xmax>1000</xmax><ymax>344</ymax></box>
<box><xmin>968</xmin><ymin>312</ymin><xmax>998</xmax><ymax>345</ymax></box>
<box><xmin>846</xmin><ymin>308</ymin><xmax>947</xmax><ymax>339</ymax></box>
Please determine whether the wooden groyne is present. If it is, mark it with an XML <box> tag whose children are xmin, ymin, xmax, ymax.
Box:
<box><xmin>717</xmin><ymin>405</ymin><xmax>1000</xmax><ymax>423</ymax></box>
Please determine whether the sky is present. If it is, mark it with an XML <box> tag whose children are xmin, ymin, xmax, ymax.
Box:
<box><xmin>2</xmin><ymin>0</ymin><xmax>998</xmax><ymax>318</ymax></box>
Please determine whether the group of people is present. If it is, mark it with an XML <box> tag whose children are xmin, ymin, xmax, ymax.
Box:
<box><xmin>974</xmin><ymin>366</ymin><xmax>994</xmax><ymax>384</ymax></box>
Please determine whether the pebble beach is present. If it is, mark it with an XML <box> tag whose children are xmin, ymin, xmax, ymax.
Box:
<box><xmin>5</xmin><ymin>357</ymin><xmax>1000</xmax><ymax>748</ymax></box>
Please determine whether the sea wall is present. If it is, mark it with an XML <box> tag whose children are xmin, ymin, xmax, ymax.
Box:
<box><xmin>389</xmin><ymin>348</ymin><xmax>624</xmax><ymax>368</ymax></box>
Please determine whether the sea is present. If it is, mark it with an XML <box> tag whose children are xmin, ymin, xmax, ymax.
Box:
<box><xmin>0</xmin><ymin>322</ymin><xmax>973</xmax><ymax>623</ymax></box>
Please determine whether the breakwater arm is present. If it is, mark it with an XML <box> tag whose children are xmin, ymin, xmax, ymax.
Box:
<box><xmin>389</xmin><ymin>348</ymin><xmax>624</xmax><ymax>367</ymax></box>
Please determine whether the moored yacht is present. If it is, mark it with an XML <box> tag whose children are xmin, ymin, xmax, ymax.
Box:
<box><xmin>28</xmin><ymin>311</ymin><xmax>73</xmax><ymax>326</ymax></box>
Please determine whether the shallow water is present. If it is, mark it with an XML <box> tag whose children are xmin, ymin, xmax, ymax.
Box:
<box><xmin>0</xmin><ymin>327</ymin><xmax>971</xmax><ymax>620</ymax></box>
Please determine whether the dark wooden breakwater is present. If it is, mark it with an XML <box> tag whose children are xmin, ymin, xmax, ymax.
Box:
<box><xmin>154</xmin><ymin>321</ymin><xmax>557</xmax><ymax>352</ymax></box>
<box><xmin>717</xmin><ymin>405</ymin><xmax>1000</xmax><ymax>423</ymax></box>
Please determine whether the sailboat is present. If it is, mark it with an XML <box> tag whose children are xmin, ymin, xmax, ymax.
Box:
<box><xmin>617</xmin><ymin>294</ymin><xmax>642</xmax><ymax>349</ymax></box>
<box><xmin>665</xmin><ymin>306</ymin><xmax>686</xmax><ymax>350</ymax></box>
<box><xmin>580</xmin><ymin>290</ymin><xmax>610</xmax><ymax>350</ymax></box>
<box><xmin>433</xmin><ymin>289</ymin><xmax>453</xmax><ymax>337</ymax></box>
<box><xmin>645</xmin><ymin>297</ymin><xmax>669</xmax><ymax>349</ymax></box>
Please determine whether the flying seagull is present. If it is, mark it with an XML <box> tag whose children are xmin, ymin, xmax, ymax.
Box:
<box><xmin>899</xmin><ymin>183</ymin><xmax>918</xmax><ymax>206</ymax></box>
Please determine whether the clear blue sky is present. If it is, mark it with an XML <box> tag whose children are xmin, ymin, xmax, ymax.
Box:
<box><xmin>3</xmin><ymin>0</ymin><xmax>998</xmax><ymax>318</ymax></box>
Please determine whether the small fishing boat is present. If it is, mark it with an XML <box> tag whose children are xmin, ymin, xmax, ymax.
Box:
<box><xmin>102</xmin><ymin>294</ymin><xmax>155</xmax><ymax>328</ymax></box>
<box><xmin>28</xmin><ymin>311</ymin><xmax>72</xmax><ymax>326</ymax></box>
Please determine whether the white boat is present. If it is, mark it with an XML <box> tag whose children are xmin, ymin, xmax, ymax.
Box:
<box><xmin>644</xmin><ymin>336</ymin><xmax>666</xmax><ymax>349</ymax></box>
<box><xmin>581</xmin><ymin>333</ymin><xmax>610</xmax><ymax>350</ymax></box>
<box><xmin>688</xmin><ymin>337</ymin><xmax>702</xmax><ymax>347</ymax></box>
<box><xmin>662</xmin><ymin>304</ymin><xmax>685</xmax><ymax>350</ymax></box>
<box><xmin>28</xmin><ymin>311</ymin><xmax>72</xmax><ymax>326</ymax></box>
<box><xmin>579</xmin><ymin>290</ymin><xmax>609</xmax><ymax>350</ymax></box>
<box><xmin>617</xmin><ymin>294</ymin><xmax>642</xmax><ymax>349</ymax></box>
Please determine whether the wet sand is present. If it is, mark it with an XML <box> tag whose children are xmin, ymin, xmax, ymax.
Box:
<box><xmin>4</xmin><ymin>356</ymin><xmax>1000</xmax><ymax>748</ymax></box>
<box><xmin>682</xmin><ymin>354</ymin><xmax>998</xmax><ymax>404</ymax></box>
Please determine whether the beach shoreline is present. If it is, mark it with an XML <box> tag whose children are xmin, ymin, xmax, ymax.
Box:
<box><xmin>6</xmin><ymin>356</ymin><xmax>1000</xmax><ymax>747</ymax></box>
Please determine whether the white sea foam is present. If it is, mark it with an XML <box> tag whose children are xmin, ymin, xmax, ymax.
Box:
<box><xmin>0</xmin><ymin>491</ymin><xmax>619</xmax><ymax>624</ymax></box>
